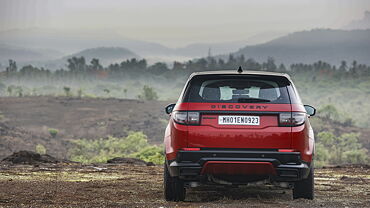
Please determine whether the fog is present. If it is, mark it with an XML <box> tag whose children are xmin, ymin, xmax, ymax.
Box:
<box><xmin>0</xmin><ymin>2</ymin><xmax>369</xmax><ymax>198</ymax></box>
<box><xmin>1</xmin><ymin>0</ymin><xmax>369</xmax><ymax>47</ymax></box>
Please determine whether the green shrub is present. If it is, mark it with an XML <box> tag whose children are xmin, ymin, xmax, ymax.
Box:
<box><xmin>35</xmin><ymin>144</ymin><xmax>47</xmax><ymax>154</ymax></box>
<box><xmin>83</xmin><ymin>93</ymin><xmax>97</xmax><ymax>98</ymax></box>
<box><xmin>316</xmin><ymin>131</ymin><xmax>369</xmax><ymax>166</ymax></box>
<box><xmin>131</xmin><ymin>146</ymin><xmax>164</xmax><ymax>165</ymax></box>
<box><xmin>77</xmin><ymin>88</ymin><xmax>83</xmax><ymax>98</ymax></box>
<box><xmin>123</xmin><ymin>88</ymin><xmax>128</xmax><ymax>98</ymax></box>
<box><xmin>317</xmin><ymin>104</ymin><xmax>357</xmax><ymax>126</ymax></box>
<box><xmin>63</xmin><ymin>86</ymin><xmax>71</xmax><ymax>96</ymax></box>
<box><xmin>315</xmin><ymin>143</ymin><xmax>329</xmax><ymax>167</ymax></box>
<box><xmin>137</xmin><ymin>85</ymin><xmax>158</xmax><ymax>101</ymax></box>
<box><xmin>318</xmin><ymin>105</ymin><xmax>340</xmax><ymax>121</ymax></box>
<box><xmin>68</xmin><ymin>131</ymin><xmax>164</xmax><ymax>164</ymax></box>
<box><xmin>48</xmin><ymin>128</ymin><xmax>59</xmax><ymax>138</ymax></box>
<box><xmin>103</xmin><ymin>89</ymin><xmax>110</xmax><ymax>95</ymax></box>
<box><xmin>31</xmin><ymin>88</ymin><xmax>38</xmax><ymax>96</ymax></box>
<box><xmin>343</xmin><ymin>149</ymin><xmax>368</xmax><ymax>164</ymax></box>
<box><xmin>0</xmin><ymin>82</ymin><xmax>6</xmax><ymax>95</ymax></box>
<box><xmin>7</xmin><ymin>85</ymin><xmax>21</xmax><ymax>96</ymax></box>
<box><xmin>7</xmin><ymin>86</ymin><xmax>13</xmax><ymax>96</ymax></box>
<box><xmin>17</xmin><ymin>87</ymin><xmax>23</xmax><ymax>97</ymax></box>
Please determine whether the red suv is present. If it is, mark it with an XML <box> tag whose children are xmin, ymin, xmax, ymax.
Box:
<box><xmin>163</xmin><ymin>69</ymin><xmax>316</xmax><ymax>201</ymax></box>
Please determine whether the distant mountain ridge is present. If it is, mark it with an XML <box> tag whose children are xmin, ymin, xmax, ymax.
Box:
<box><xmin>343</xmin><ymin>11</ymin><xmax>370</xmax><ymax>30</ymax></box>
<box><xmin>0</xmin><ymin>44</ymin><xmax>63</xmax><ymax>63</ymax></box>
<box><xmin>230</xmin><ymin>29</ymin><xmax>370</xmax><ymax>65</ymax></box>
<box><xmin>0</xmin><ymin>28</ymin><xmax>244</xmax><ymax>57</ymax></box>
<box><xmin>63</xmin><ymin>47</ymin><xmax>139</xmax><ymax>65</ymax></box>
<box><xmin>1</xmin><ymin>26</ymin><xmax>370</xmax><ymax>70</ymax></box>
<box><xmin>0</xmin><ymin>28</ymin><xmax>282</xmax><ymax>61</ymax></box>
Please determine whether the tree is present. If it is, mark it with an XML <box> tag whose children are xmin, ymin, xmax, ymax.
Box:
<box><xmin>245</xmin><ymin>58</ymin><xmax>261</xmax><ymax>70</ymax></box>
<box><xmin>67</xmin><ymin>57</ymin><xmax>86</xmax><ymax>73</ymax></box>
<box><xmin>63</xmin><ymin>86</ymin><xmax>71</xmax><ymax>96</ymax></box>
<box><xmin>278</xmin><ymin>63</ymin><xmax>287</xmax><ymax>72</ymax></box>
<box><xmin>349</xmin><ymin>60</ymin><xmax>358</xmax><ymax>77</ymax></box>
<box><xmin>339</xmin><ymin>60</ymin><xmax>347</xmax><ymax>72</ymax></box>
<box><xmin>207</xmin><ymin>57</ymin><xmax>218</xmax><ymax>70</ymax></box>
<box><xmin>6</xmin><ymin>59</ymin><xmax>17</xmax><ymax>74</ymax></box>
<box><xmin>138</xmin><ymin>85</ymin><xmax>159</xmax><ymax>101</ymax></box>
<box><xmin>173</xmin><ymin>62</ymin><xmax>184</xmax><ymax>71</ymax></box>
<box><xmin>264</xmin><ymin>57</ymin><xmax>277</xmax><ymax>71</ymax></box>
<box><xmin>90</xmin><ymin>58</ymin><xmax>103</xmax><ymax>71</ymax></box>
<box><xmin>148</xmin><ymin>62</ymin><xmax>169</xmax><ymax>75</ymax></box>
<box><xmin>227</xmin><ymin>54</ymin><xmax>236</xmax><ymax>68</ymax></box>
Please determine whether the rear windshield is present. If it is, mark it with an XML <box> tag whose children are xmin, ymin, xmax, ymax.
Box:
<box><xmin>183</xmin><ymin>75</ymin><xmax>292</xmax><ymax>104</ymax></box>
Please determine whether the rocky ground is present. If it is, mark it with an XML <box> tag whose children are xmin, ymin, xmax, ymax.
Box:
<box><xmin>0</xmin><ymin>163</ymin><xmax>369</xmax><ymax>208</ymax></box>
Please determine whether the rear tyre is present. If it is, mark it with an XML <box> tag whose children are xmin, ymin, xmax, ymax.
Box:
<box><xmin>293</xmin><ymin>165</ymin><xmax>314</xmax><ymax>200</ymax></box>
<box><xmin>164</xmin><ymin>162</ymin><xmax>186</xmax><ymax>201</ymax></box>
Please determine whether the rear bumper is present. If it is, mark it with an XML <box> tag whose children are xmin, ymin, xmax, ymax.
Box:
<box><xmin>167</xmin><ymin>149</ymin><xmax>311</xmax><ymax>182</ymax></box>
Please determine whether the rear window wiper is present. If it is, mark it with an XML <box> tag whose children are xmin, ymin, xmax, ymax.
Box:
<box><xmin>237</xmin><ymin>98</ymin><xmax>271</xmax><ymax>103</ymax></box>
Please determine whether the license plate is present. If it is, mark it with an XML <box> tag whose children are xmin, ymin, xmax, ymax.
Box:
<box><xmin>218</xmin><ymin>115</ymin><xmax>260</xmax><ymax>125</ymax></box>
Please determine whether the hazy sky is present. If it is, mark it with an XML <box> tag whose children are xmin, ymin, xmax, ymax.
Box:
<box><xmin>0</xmin><ymin>0</ymin><xmax>369</xmax><ymax>47</ymax></box>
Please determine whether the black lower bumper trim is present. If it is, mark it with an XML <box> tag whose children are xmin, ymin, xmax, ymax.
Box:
<box><xmin>168</xmin><ymin>149</ymin><xmax>311</xmax><ymax>182</ymax></box>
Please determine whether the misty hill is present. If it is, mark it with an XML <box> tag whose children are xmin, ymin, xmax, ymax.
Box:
<box><xmin>0</xmin><ymin>28</ymin><xmax>171</xmax><ymax>56</ymax></box>
<box><xmin>0</xmin><ymin>28</ymin><xmax>285</xmax><ymax>63</ymax></box>
<box><xmin>343</xmin><ymin>11</ymin><xmax>370</xmax><ymax>30</ymax></box>
<box><xmin>0</xmin><ymin>44</ymin><xmax>63</xmax><ymax>63</ymax></box>
<box><xmin>231</xmin><ymin>29</ymin><xmax>370</xmax><ymax>65</ymax></box>
<box><xmin>63</xmin><ymin>47</ymin><xmax>139</xmax><ymax>65</ymax></box>
<box><xmin>173</xmin><ymin>41</ymin><xmax>244</xmax><ymax>57</ymax></box>
<box><xmin>174</xmin><ymin>31</ymin><xmax>286</xmax><ymax>57</ymax></box>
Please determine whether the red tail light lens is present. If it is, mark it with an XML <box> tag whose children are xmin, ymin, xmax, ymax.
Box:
<box><xmin>279</xmin><ymin>112</ymin><xmax>306</xmax><ymax>126</ymax></box>
<box><xmin>173</xmin><ymin>111</ymin><xmax>200</xmax><ymax>125</ymax></box>
<box><xmin>182</xmin><ymin>148</ymin><xmax>201</xmax><ymax>151</ymax></box>
<box><xmin>278</xmin><ymin>149</ymin><xmax>295</xmax><ymax>152</ymax></box>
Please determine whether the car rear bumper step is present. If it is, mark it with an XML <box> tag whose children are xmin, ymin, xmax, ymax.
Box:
<box><xmin>167</xmin><ymin>149</ymin><xmax>310</xmax><ymax>182</ymax></box>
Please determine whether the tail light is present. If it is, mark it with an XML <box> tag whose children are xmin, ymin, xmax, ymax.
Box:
<box><xmin>279</xmin><ymin>112</ymin><xmax>306</xmax><ymax>126</ymax></box>
<box><xmin>278</xmin><ymin>149</ymin><xmax>295</xmax><ymax>152</ymax></box>
<box><xmin>173</xmin><ymin>111</ymin><xmax>200</xmax><ymax>125</ymax></box>
<box><xmin>182</xmin><ymin>148</ymin><xmax>201</xmax><ymax>151</ymax></box>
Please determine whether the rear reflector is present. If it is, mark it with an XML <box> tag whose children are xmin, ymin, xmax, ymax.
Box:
<box><xmin>278</xmin><ymin>149</ymin><xmax>295</xmax><ymax>152</ymax></box>
<box><xmin>182</xmin><ymin>148</ymin><xmax>201</xmax><ymax>151</ymax></box>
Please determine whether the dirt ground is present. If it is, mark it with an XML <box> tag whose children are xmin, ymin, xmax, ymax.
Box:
<box><xmin>0</xmin><ymin>96</ymin><xmax>169</xmax><ymax>159</ymax></box>
<box><xmin>0</xmin><ymin>96</ymin><xmax>369</xmax><ymax>207</ymax></box>
<box><xmin>0</xmin><ymin>164</ymin><xmax>368</xmax><ymax>208</ymax></box>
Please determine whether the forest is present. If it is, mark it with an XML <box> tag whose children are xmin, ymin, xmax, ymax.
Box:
<box><xmin>1</xmin><ymin>55</ymin><xmax>370</xmax><ymax>125</ymax></box>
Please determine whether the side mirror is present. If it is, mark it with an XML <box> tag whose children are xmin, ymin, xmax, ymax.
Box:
<box><xmin>304</xmin><ymin>105</ymin><xmax>316</xmax><ymax>116</ymax></box>
<box><xmin>165</xmin><ymin>103</ymin><xmax>176</xmax><ymax>115</ymax></box>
